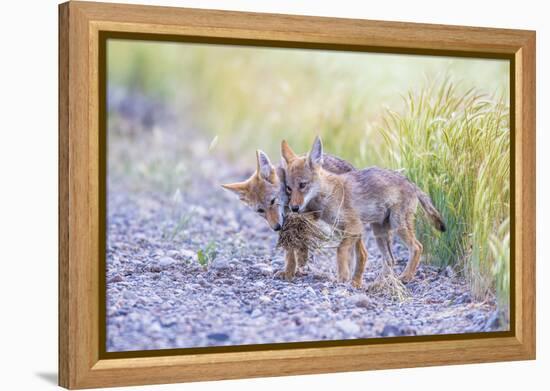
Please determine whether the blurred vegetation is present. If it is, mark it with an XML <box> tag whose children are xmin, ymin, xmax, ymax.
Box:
<box><xmin>107</xmin><ymin>40</ymin><xmax>510</xmax><ymax>312</ymax></box>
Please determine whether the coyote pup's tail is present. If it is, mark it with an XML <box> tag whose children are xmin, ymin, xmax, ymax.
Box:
<box><xmin>415</xmin><ymin>188</ymin><xmax>446</xmax><ymax>232</ymax></box>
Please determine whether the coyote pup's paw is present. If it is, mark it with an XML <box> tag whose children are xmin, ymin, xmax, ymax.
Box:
<box><xmin>274</xmin><ymin>269</ymin><xmax>295</xmax><ymax>282</ymax></box>
<box><xmin>398</xmin><ymin>271</ymin><xmax>414</xmax><ymax>283</ymax></box>
<box><xmin>337</xmin><ymin>274</ymin><xmax>350</xmax><ymax>284</ymax></box>
<box><xmin>336</xmin><ymin>268</ymin><xmax>351</xmax><ymax>284</ymax></box>
<box><xmin>351</xmin><ymin>278</ymin><xmax>363</xmax><ymax>289</ymax></box>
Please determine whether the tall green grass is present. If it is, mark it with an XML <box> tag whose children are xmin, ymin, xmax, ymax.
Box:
<box><xmin>379</xmin><ymin>80</ymin><xmax>510</xmax><ymax>308</ymax></box>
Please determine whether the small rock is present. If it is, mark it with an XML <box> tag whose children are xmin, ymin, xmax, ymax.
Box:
<box><xmin>159</xmin><ymin>256</ymin><xmax>176</xmax><ymax>267</ymax></box>
<box><xmin>216</xmin><ymin>278</ymin><xmax>233</xmax><ymax>286</ymax></box>
<box><xmin>207</xmin><ymin>332</ymin><xmax>230</xmax><ymax>342</ymax></box>
<box><xmin>196</xmin><ymin>274</ymin><xmax>206</xmax><ymax>282</ymax></box>
<box><xmin>211</xmin><ymin>259</ymin><xmax>231</xmax><ymax>271</ymax></box>
<box><xmin>485</xmin><ymin>311</ymin><xmax>502</xmax><ymax>330</ymax></box>
<box><xmin>380</xmin><ymin>324</ymin><xmax>401</xmax><ymax>337</ymax></box>
<box><xmin>160</xmin><ymin>317</ymin><xmax>177</xmax><ymax>327</ymax></box>
<box><xmin>292</xmin><ymin>315</ymin><xmax>303</xmax><ymax>326</ymax></box>
<box><xmin>167</xmin><ymin>250</ymin><xmax>180</xmax><ymax>258</ymax></box>
<box><xmin>149</xmin><ymin>322</ymin><xmax>162</xmax><ymax>333</ymax></box>
<box><xmin>254</xmin><ymin>281</ymin><xmax>266</xmax><ymax>288</ymax></box>
<box><xmin>305</xmin><ymin>286</ymin><xmax>316</xmax><ymax>296</ymax></box>
<box><xmin>179</xmin><ymin>249</ymin><xmax>197</xmax><ymax>261</ymax></box>
<box><xmin>336</xmin><ymin>319</ymin><xmax>360</xmax><ymax>335</ymax></box>
<box><xmin>259</xmin><ymin>295</ymin><xmax>271</xmax><ymax>303</ymax></box>
<box><xmin>349</xmin><ymin>294</ymin><xmax>372</xmax><ymax>309</ymax></box>
<box><xmin>444</xmin><ymin>266</ymin><xmax>455</xmax><ymax>278</ymax></box>
<box><xmin>257</xmin><ymin>265</ymin><xmax>274</xmax><ymax>276</ymax></box>
<box><xmin>335</xmin><ymin>288</ymin><xmax>348</xmax><ymax>297</ymax></box>
<box><xmin>108</xmin><ymin>274</ymin><xmax>123</xmax><ymax>283</ymax></box>
<box><xmin>123</xmin><ymin>291</ymin><xmax>137</xmax><ymax>300</ymax></box>
<box><xmin>198</xmin><ymin>279</ymin><xmax>211</xmax><ymax>287</ymax></box>
<box><xmin>454</xmin><ymin>293</ymin><xmax>471</xmax><ymax>304</ymax></box>
<box><xmin>128</xmin><ymin>312</ymin><xmax>141</xmax><ymax>322</ymax></box>
<box><xmin>194</xmin><ymin>206</ymin><xmax>207</xmax><ymax>216</ymax></box>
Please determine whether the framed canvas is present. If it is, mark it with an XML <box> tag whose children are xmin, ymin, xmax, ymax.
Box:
<box><xmin>58</xmin><ymin>1</ymin><xmax>536</xmax><ymax>389</ymax></box>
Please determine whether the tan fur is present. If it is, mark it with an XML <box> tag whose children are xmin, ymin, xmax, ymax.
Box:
<box><xmin>222</xmin><ymin>150</ymin><xmax>284</xmax><ymax>231</ymax></box>
<box><xmin>282</xmin><ymin>137</ymin><xmax>446</xmax><ymax>284</ymax></box>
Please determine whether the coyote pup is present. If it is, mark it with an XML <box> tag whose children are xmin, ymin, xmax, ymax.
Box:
<box><xmin>281</xmin><ymin>137</ymin><xmax>445</xmax><ymax>286</ymax></box>
<box><xmin>222</xmin><ymin>149</ymin><xmax>365</xmax><ymax>281</ymax></box>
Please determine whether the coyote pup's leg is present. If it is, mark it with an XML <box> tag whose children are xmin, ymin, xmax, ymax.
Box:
<box><xmin>372</xmin><ymin>223</ymin><xmax>394</xmax><ymax>278</ymax></box>
<box><xmin>352</xmin><ymin>238</ymin><xmax>368</xmax><ymax>288</ymax></box>
<box><xmin>397</xmin><ymin>218</ymin><xmax>423</xmax><ymax>282</ymax></box>
<box><xmin>336</xmin><ymin>237</ymin><xmax>354</xmax><ymax>283</ymax></box>
<box><xmin>374</xmin><ymin>235</ymin><xmax>394</xmax><ymax>275</ymax></box>
<box><xmin>386</xmin><ymin>232</ymin><xmax>397</xmax><ymax>267</ymax></box>
<box><xmin>296</xmin><ymin>247</ymin><xmax>309</xmax><ymax>268</ymax></box>
<box><xmin>275</xmin><ymin>250</ymin><xmax>297</xmax><ymax>281</ymax></box>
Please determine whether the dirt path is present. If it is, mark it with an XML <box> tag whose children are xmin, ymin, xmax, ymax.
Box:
<box><xmin>106</xmin><ymin>92</ymin><xmax>504</xmax><ymax>352</ymax></box>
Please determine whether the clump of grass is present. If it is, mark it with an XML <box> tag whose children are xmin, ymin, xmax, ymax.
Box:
<box><xmin>367</xmin><ymin>273</ymin><xmax>410</xmax><ymax>303</ymax></box>
<box><xmin>379</xmin><ymin>79</ymin><xmax>510</xmax><ymax>308</ymax></box>
<box><xmin>277</xmin><ymin>212</ymin><xmax>330</xmax><ymax>252</ymax></box>
<box><xmin>197</xmin><ymin>241</ymin><xmax>217</xmax><ymax>268</ymax></box>
<box><xmin>277</xmin><ymin>210</ymin><xmax>363</xmax><ymax>254</ymax></box>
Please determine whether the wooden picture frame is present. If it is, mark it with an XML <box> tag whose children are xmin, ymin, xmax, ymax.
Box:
<box><xmin>58</xmin><ymin>1</ymin><xmax>536</xmax><ymax>389</ymax></box>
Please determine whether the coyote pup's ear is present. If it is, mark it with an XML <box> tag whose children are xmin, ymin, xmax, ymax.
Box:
<box><xmin>308</xmin><ymin>136</ymin><xmax>323</xmax><ymax>169</ymax></box>
<box><xmin>281</xmin><ymin>140</ymin><xmax>297</xmax><ymax>163</ymax></box>
<box><xmin>221</xmin><ymin>181</ymin><xmax>248</xmax><ymax>199</ymax></box>
<box><xmin>276</xmin><ymin>164</ymin><xmax>286</xmax><ymax>182</ymax></box>
<box><xmin>256</xmin><ymin>150</ymin><xmax>277</xmax><ymax>183</ymax></box>
<box><xmin>279</xmin><ymin>155</ymin><xmax>288</xmax><ymax>171</ymax></box>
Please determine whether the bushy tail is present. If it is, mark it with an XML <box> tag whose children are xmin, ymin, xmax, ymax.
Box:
<box><xmin>415</xmin><ymin>188</ymin><xmax>446</xmax><ymax>232</ymax></box>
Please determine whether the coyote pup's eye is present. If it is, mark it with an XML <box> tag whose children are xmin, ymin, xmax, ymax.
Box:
<box><xmin>299</xmin><ymin>182</ymin><xmax>307</xmax><ymax>190</ymax></box>
<box><xmin>286</xmin><ymin>185</ymin><xmax>292</xmax><ymax>194</ymax></box>
<box><xmin>257</xmin><ymin>208</ymin><xmax>265</xmax><ymax>214</ymax></box>
<box><xmin>270</xmin><ymin>198</ymin><xmax>276</xmax><ymax>206</ymax></box>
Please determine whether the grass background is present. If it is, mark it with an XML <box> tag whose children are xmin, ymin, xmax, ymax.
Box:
<box><xmin>107</xmin><ymin>40</ymin><xmax>510</xmax><ymax>316</ymax></box>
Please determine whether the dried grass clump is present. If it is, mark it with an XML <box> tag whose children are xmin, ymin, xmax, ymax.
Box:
<box><xmin>367</xmin><ymin>272</ymin><xmax>410</xmax><ymax>302</ymax></box>
<box><xmin>277</xmin><ymin>212</ymin><xmax>331</xmax><ymax>252</ymax></box>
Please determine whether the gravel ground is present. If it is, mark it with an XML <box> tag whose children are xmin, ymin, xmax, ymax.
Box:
<box><xmin>106</xmin><ymin>92</ymin><xmax>506</xmax><ymax>352</ymax></box>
